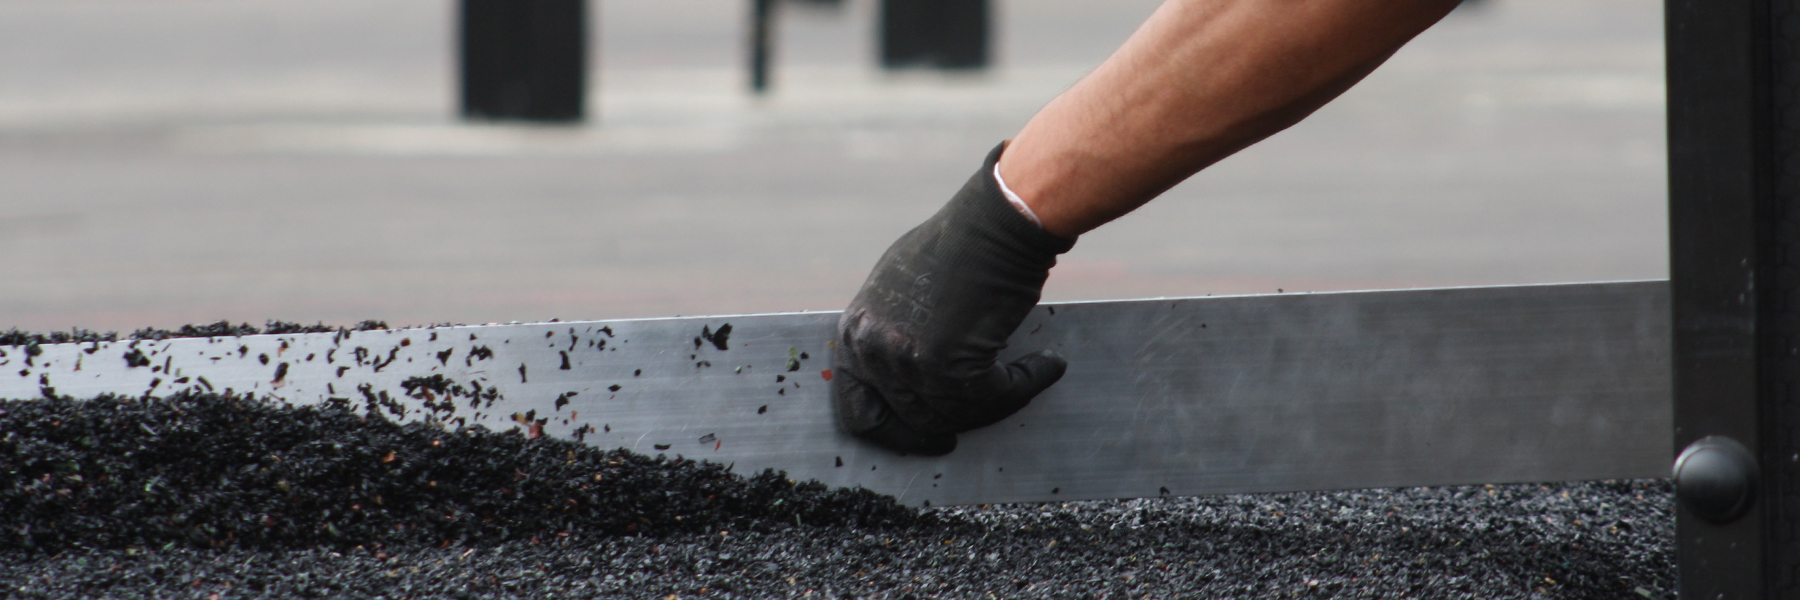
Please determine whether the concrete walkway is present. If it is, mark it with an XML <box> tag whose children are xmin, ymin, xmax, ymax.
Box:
<box><xmin>0</xmin><ymin>0</ymin><xmax>1665</xmax><ymax>332</ymax></box>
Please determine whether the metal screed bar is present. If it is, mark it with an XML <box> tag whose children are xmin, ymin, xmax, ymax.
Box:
<box><xmin>0</xmin><ymin>282</ymin><xmax>1670</xmax><ymax>507</ymax></box>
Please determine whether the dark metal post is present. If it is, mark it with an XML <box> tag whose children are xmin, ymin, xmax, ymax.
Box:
<box><xmin>460</xmin><ymin>0</ymin><xmax>588</xmax><ymax>122</ymax></box>
<box><xmin>750</xmin><ymin>0</ymin><xmax>775</xmax><ymax>94</ymax></box>
<box><xmin>879</xmin><ymin>0</ymin><xmax>988</xmax><ymax>70</ymax></box>
<box><xmin>1666</xmin><ymin>0</ymin><xmax>1800</xmax><ymax>596</ymax></box>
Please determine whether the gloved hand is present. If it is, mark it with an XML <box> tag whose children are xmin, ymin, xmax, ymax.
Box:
<box><xmin>832</xmin><ymin>143</ymin><xmax>1076</xmax><ymax>455</ymax></box>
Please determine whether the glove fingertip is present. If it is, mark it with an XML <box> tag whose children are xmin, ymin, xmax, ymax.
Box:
<box><xmin>944</xmin><ymin>350</ymin><xmax>1067</xmax><ymax>433</ymax></box>
<box><xmin>1010</xmin><ymin>349</ymin><xmax>1069</xmax><ymax>394</ymax></box>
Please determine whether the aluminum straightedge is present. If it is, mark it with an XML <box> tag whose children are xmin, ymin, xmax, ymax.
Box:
<box><xmin>0</xmin><ymin>281</ymin><xmax>1671</xmax><ymax>507</ymax></box>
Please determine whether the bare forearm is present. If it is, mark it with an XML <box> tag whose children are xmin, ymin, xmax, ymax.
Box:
<box><xmin>999</xmin><ymin>0</ymin><xmax>1460</xmax><ymax>237</ymax></box>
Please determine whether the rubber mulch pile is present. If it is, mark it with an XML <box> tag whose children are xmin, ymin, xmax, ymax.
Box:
<box><xmin>0</xmin><ymin>320</ymin><xmax>388</xmax><ymax>347</ymax></box>
<box><xmin>1</xmin><ymin>392</ymin><xmax>1673</xmax><ymax>599</ymax></box>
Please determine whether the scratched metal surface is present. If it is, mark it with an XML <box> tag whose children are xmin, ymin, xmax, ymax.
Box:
<box><xmin>0</xmin><ymin>281</ymin><xmax>1671</xmax><ymax>506</ymax></box>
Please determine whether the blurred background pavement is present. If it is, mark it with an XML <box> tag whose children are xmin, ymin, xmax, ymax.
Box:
<box><xmin>0</xmin><ymin>0</ymin><xmax>1665</xmax><ymax>331</ymax></box>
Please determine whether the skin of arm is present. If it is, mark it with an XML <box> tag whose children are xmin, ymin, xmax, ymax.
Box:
<box><xmin>999</xmin><ymin>0</ymin><xmax>1464</xmax><ymax>238</ymax></box>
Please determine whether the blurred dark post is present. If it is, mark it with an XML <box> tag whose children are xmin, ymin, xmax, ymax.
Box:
<box><xmin>460</xmin><ymin>0</ymin><xmax>587</xmax><ymax>122</ymax></box>
<box><xmin>880</xmin><ymin>0</ymin><xmax>989</xmax><ymax>69</ymax></box>
<box><xmin>750</xmin><ymin>0</ymin><xmax>775</xmax><ymax>94</ymax></box>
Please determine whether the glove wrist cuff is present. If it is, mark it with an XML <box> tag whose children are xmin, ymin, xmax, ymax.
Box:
<box><xmin>969</xmin><ymin>143</ymin><xmax>1077</xmax><ymax>257</ymax></box>
<box><xmin>993</xmin><ymin>162</ymin><xmax>1044</xmax><ymax>228</ymax></box>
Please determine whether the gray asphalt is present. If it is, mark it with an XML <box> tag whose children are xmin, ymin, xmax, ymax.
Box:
<box><xmin>0</xmin><ymin>0</ymin><xmax>1665</xmax><ymax>334</ymax></box>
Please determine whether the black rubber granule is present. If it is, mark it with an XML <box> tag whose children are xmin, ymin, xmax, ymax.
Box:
<box><xmin>0</xmin><ymin>392</ymin><xmax>1674</xmax><ymax>599</ymax></box>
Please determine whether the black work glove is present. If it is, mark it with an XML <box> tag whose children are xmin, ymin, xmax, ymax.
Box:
<box><xmin>832</xmin><ymin>143</ymin><xmax>1077</xmax><ymax>456</ymax></box>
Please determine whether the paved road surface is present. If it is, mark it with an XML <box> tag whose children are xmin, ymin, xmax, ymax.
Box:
<box><xmin>0</xmin><ymin>0</ymin><xmax>1664</xmax><ymax>332</ymax></box>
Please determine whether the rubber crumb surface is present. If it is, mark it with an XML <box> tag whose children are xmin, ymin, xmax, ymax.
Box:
<box><xmin>2</xmin><ymin>393</ymin><xmax>1673</xmax><ymax>599</ymax></box>
<box><xmin>0</xmin><ymin>320</ymin><xmax>388</xmax><ymax>347</ymax></box>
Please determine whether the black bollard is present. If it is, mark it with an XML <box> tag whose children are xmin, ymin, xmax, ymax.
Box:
<box><xmin>460</xmin><ymin>0</ymin><xmax>587</xmax><ymax>122</ymax></box>
<box><xmin>750</xmin><ymin>0</ymin><xmax>775</xmax><ymax>94</ymax></box>
<box><xmin>880</xmin><ymin>0</ymin><xmax>988</xmax><ymax>70</ymax></box>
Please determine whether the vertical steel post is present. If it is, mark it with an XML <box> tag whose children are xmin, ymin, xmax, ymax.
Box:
<box><xmin>460</xmin><ymin>0</ymin><xmax>588</xmax><ymax>122</ymax></box>
<box><xmin>1666</xmin><ymin>0</ymin><xmax>1800</xmax><ymax>596</ymax></box>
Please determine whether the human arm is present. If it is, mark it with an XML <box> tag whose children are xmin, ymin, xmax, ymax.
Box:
<box><xmin>833</xmin><ymin>0</ymin><xmax>1462</xmax><ymax>455</ymax></box>
<box><xmin>1002</xmin><ymin>0</ymin><xmax>1461</xmax><ymax>237</ymax></box>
